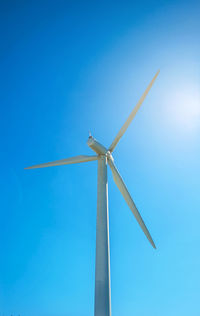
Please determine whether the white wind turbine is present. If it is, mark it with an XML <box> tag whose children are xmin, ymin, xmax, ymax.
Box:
<box><xmin>25</xmin><ymin>70</ymin><xmax>160</xmax><ymax>316</ymax></box>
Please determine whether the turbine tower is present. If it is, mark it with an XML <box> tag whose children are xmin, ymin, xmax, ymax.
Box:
<box><xmin>25</xmin><ymin>70</ymin><xmax>159</xmax><ymax>316</ymax></box>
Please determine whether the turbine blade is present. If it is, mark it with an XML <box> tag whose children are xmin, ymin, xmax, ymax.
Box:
<box><xmin>108</xmin><ymin>158</ymin><xmax>156</xmax><ymax>248</ymax></box>
<box><xmin>109</xmin><ymin>70</ymin><xmax>160</xmax><ymax>152</ymax></box>
<box><xmin>25</xmin><ymin>155</ymin><xmax>98</xmax><ymax>169</ymax></box>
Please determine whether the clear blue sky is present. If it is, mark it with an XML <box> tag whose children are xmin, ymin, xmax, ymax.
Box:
<box><xmin>0</xmin><ymin>0</ymin><xmax>200</xmax><ymax>315</ymax></box>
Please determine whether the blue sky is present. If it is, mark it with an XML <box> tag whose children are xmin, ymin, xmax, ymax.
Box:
<box><xmin>0</xmin><ymin>0</ymin><xmax>200</xmax><ymax>315</ymax></box>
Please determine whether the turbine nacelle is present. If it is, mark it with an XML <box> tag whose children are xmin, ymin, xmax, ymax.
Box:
<box><xmin>87</xmin><ymin>136</ymin><xmax>108</xmax><ymax>156</ymax></box>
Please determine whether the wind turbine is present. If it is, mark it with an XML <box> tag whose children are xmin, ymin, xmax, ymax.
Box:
<box><xmin>25</xmin><ymin>70</ymin><xmax>159</xmax><ymax>316</ymax></box>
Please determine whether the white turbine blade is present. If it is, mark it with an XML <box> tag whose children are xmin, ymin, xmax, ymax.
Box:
<box><xmin>108</xmin><ymin>159</ymin><xmax>156</xmax><ymax>248</ymax></box>
<box><xmin>109</xmin><ymin>70</ymin><xmax>160</xmax><ymax>152</ymax></box>
<box><xmin>25</xmin><ymin>155</ymin><xmax>98</xmax><ymax>169</ymax></box>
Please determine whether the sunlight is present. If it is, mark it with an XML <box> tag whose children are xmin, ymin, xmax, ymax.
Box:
<box><xmin>166</xmin><ymin>85</ymin><xmax>200</xmax><ymax>133</ymax></box>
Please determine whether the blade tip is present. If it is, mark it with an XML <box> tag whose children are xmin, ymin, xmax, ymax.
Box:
<box><xmin>155</xmin><ymin>69</ymin><xmax>160</xmax><ymax>77</ymax></box>
<box><xmin>152</xmin><ymin>242</ymin><xmax>157</xmax><ymax>249</ymax></box>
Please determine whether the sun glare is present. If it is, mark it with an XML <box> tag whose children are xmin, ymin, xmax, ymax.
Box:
<box><xmin>166</xmin><ymin>85</ymin><xmax>200</xmax><ymax>133</ymax></box>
